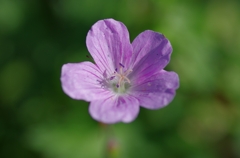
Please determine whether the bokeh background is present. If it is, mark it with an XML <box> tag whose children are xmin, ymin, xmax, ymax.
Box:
<box><xmin>1</xmin><ymin>0</ymin><xmax>240</xmax><ymax>157</ymax></box>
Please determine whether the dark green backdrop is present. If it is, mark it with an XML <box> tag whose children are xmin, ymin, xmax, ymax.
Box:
<box><xmin>1</xmin><ymin>0</ymin><xmax>240</xmax><ymax>157</ymax></box>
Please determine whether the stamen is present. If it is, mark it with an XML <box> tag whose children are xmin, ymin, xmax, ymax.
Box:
<box><xmin>106</xmin><ymin>63</ymin><xmax>133</xmax><ymax>90</ymax></box>
<box><xmin>118</xmin><ymin>77</ymin><xmax>124</xmax><ymax>87</ymax></box>
<box><xmin>123</xmin><ymin>69</ymin><xmax>132</xmax><ymax>76</ymax></box>
<box><xmin>124</xmin><ymin>77</ymin><xmax>131</xmax><ymax>83</ymax></box>
<box><xmin>109</xmin><ymin>76</ymin><xmax>115</xmax><ymax>80</ymax></box>
<box><xmin>119</xmin><ymin>63</ymin><xmax>125</xmax><ymax>68</ymax></box>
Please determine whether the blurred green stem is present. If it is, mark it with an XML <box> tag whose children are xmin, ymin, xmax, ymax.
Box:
<box><xmin>100</xmin><ymin>123</ymin><xmax>119</xmax><ymax>158</ymax></box>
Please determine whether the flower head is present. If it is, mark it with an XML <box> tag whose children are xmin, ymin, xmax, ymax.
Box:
<box><xmin>61</xmin><ymin>19</ymin><xmax>179</xmax><ymax>124</ymax></box>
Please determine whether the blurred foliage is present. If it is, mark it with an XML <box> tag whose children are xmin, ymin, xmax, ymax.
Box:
<box><xmin>0</xmin><ymin>0</ymin><xmax>240</xmax><ymax>158</ymax></box>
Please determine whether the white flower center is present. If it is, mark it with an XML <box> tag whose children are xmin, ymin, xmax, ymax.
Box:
<box><xmin>108</xmin><ymin>63</ymin><xmax>132</xmax><ymax>94</ymax></box>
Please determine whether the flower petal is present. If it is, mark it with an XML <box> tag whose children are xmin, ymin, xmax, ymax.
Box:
<box><xmin>130</xmin><ymin>70</ymin><xmax>179</xmax><ymax>109</ymax></box>
<box><xmin>61</xmin><ymin>61</ymin><xmax>112</xmax><ymax>101</ymax></box>
<box><xmin>129</xmin><ymin>30</ymin><xmax>172</xmax><ymax>83</ymax></box>
<box><xmin>89</xmin><ymin>95</ymin><xmax>139</xmax><ymax>124</ymax></box>
<box><xmin>86</xmin><ymin>19</ymin><xmax>132</xmax><ymax>75</ymax></box>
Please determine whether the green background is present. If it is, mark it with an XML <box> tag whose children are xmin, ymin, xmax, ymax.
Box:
<box><xmin>1</xmin><ymin>0</ymin><xmax>240</xmax><ymax>157</ymax></box>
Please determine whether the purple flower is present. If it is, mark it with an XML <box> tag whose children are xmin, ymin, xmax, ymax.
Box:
<box><xmin>61</xmin><ymin>19</ymin><xmax>179</xmax><ymax>124</ymax></box>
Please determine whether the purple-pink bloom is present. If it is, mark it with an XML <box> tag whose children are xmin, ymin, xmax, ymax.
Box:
<box><xmin>61</xmin><ymin>19</ymin><xmax>179</xmax><ymax>124</ymax></box>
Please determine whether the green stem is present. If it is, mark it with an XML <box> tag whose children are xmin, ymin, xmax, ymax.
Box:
<box><xmin>99</xmin><ymin>123</ymin><xmax>119</xmax><ymax>158</ymax></box>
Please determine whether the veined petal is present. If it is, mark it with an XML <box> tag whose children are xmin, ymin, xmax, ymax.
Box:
<box><xmin>129</xmin><ymin>30</ymin><xmax>172</xmax><ymax>83</ymax></box>
<box><xmin>89</xmin><ymin>95</ymin><xmax>139</xmax><ymax>124</ymax></box>
<box><xmin>86</xmin><ymin>19</ymin><xmax>132</xmax><ymax>75</ymax></box>
<box><xmin>61</xmin><ymin>62</ymin><xmax>112</xmax><ymax>101</ymax></box>
<box><xmin>130</xmin><ymin>70</ymin><xmax>179</xmax><ymax>109</ymax></box>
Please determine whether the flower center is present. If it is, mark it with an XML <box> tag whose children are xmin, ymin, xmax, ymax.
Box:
<box><xmin>109</xmin><ymin>63</ymin><xmax>132</xmax><ymax>94</ymax></box>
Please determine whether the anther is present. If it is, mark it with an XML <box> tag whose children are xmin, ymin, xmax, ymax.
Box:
<box><xmin>109</xmin><ymin>76</ymin><xmax>115</xmax><ymax>80</ymax></box>
<box><xmin>119</xmin><ymin>63</ymin><xmax>125</xmax><ymax>68</ymax></box>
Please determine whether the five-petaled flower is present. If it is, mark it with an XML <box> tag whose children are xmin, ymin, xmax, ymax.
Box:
<box><xmin>61</xmin><ymin>19</ymin><xmax>179</xmax><ymax>124</ymax></box>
